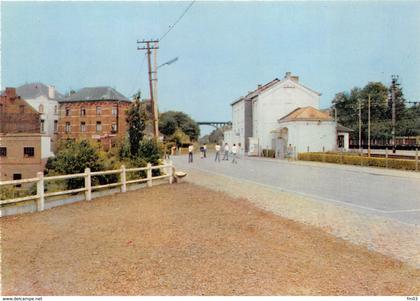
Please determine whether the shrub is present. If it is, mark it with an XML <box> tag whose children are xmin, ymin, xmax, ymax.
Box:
<box><xmin>298</xmin><ymin>152</ymin><xmax>417</xmax><ymax>171</ymax></box>
<box><xmin>262</xmin><ymin>149</ymin><xmax>275</xmax><ymax>158</ymax></box>
<box><xmin>45</xmin><ymin>140</ymin><xmax>105</xmax><ymax>189</ymax></box>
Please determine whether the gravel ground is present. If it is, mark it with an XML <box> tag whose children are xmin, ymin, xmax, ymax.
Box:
<box><xmin>180</xmin><ymin>168</ymin><xmax>420</xmax><ymax>269</ymax></box>
<box><xmin>1</xmin><ymin>183</ymin><xmax>420</xmax><ymax>295</ymax></box>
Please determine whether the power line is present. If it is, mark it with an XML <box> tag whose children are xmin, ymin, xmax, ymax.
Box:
<box><xmin>129</xmin><ymin>52</ymin><xmax>147</xmax><ymax>98</ymax></box>
<box><xmin>160</xmin><ymin>0</ymin><xmax>196</xmax><ymax>42</ymax></box>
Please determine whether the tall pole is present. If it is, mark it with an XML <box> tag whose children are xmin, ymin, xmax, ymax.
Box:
<box><xmin>137</xmin><ymin>39</ymin><xmax>159</xmax><ymax>139</ymax></box>
<box><xmin>358</xmin><ymin>98</ymin><xmax>362</xmax><ymax>155</ymax></box>
<box><xmin>153</xmin><ymin>41</ymin><xmax>159</xmax><ymax>138</ymax></box>
<box><xmin>391</xmin><ymin>75</ymin><xmax>397</xmax><ymax>154</ymax></box>
<box><xmin>368</xmin><ymin>94</ymin><xmax>371</xmax><ymax>157</ymax></box>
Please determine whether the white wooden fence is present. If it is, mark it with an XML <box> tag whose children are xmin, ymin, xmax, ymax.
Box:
<box><xmin>0</xmin><ymin>161</ymin><xmax>175</xmax><ymax>212</ymax></box>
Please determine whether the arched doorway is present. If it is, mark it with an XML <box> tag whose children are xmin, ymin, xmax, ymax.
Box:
<box><xmin>273</xmin><ymin>127</ymin><xmax>288</xmax><ymax>159</ymax></box>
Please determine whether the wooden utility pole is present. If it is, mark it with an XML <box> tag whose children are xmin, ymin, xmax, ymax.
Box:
<box><xmin>153</xmin><ymin>41</ymin><xmax>159</xmax><ymax>139</ymax></box>
<box><xmin>358</xmin><ymin>98</ymin><xmax>362</xmax><ymax>154</ymax></box>
<box><xmin>391</xmin><ymin>75</ymin><xmax>398</xmax><ymax>154</ymax></box>
<box><xmin>368</xmin><ymin>94</ymin><xmax>371</xmax><ymax>157</ymax></box>
<box><xmin>137</xmin><ymin>39</ymin><xmax>159</xmax><ymax>139</ymax></box>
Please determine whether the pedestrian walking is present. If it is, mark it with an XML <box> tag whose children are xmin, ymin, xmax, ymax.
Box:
<box><xmin>188</xmin><ymin>144</ymin><xmax>194</xmax><ymax>163</ymax></box>
<box><xmin>214</xmin><ymin>143</ymin><xmax>221</xmax><ymax>162</ymax></box>
<box><xmin>287</xmin><ymin>144</ymin><xmax>293</xmax><ymax>161</ymax></box>
<box><xmin>203</xmin><ymin>144</ymin><xmax>207</xmax><ymax>158</ymax></box>
<box><xmin>223</xmin><ymin>143</ymin><xmax>229</xmax><ymax>160</ymax></box>
<box><xmin>200</xmin><ymin>145</ymin><xmax>204</xmax><ymax>159</ymax></box>
<box><xmin>231</xmin><ymin>143</ymin><xmax>238</xmax><ymax>164</ymax></box>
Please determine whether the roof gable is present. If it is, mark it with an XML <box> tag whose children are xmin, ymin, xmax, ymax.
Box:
<box><xmin>278</xmin><ymin>106</ymin><xmax>333</xmax><ymax>123</ymax></box>
<box><xmin>62</xmin><ymin>87</ymin><xmax>130</xmax><ymax>103</ymax></box>
<box><xmin>16</xmin><ymin>83</ymin><xmax>64</xmax><ymax>100</ymax></box>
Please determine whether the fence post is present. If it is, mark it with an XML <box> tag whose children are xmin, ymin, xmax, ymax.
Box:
<box><xmin>293</xmin><ymin>146</ymin><xmax>297</xmax><ymax>160</ymax></box>
<box><xmin>307</xmin><ymin>146</ymin><xmax>309</xmax><ymax>153</ymax></box>
<box><xmin>416</xmin><ymin>148</ymin><xmax>419</xmax><ymax>172</ymax></box>
<box><xmin>147</xmin><ymin>163</ymin><xmax>152</xmax><ymax>187</ymax></box>
<box><xmin>84</xmin><ymin>168</ymin><xmax>91</xmax><ymax>201</ymax></box>
<box><xmin>385</xmin><ymin>147</ymin><xmax>389</xmax><ymax>169</ymax></box>
<box><xmin>36</xmin><ymin>171</ymin><xmax>44</xmax><ymax>211</ymax></box>
<box><xmin>168</xmin><ymin>160</ymin><xmax>174</xmax><ymax>184</ymax></box>
<box><xmin>121</xmin><ymin>165</ymin><xmax>127</xmax><ymax>193</ymax></box>
<box><xmin>322</xmin><ymin>146</ymin><xmax>326</xmax><ymax>162</ymax></box>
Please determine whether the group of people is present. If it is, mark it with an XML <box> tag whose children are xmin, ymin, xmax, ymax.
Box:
<box><xmin>187</xmin><ymin>142</ymin><xmax>239</xmax><ymax>164</ymax></box>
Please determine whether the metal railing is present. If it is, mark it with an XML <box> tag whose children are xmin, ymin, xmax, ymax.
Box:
<box><xmin>0</xmin><ymin>161</ymin><xmax>175</xmax><ymax>211</ymax></box>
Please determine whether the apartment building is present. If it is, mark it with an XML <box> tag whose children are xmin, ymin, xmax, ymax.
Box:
<box><xmin>57</xmin><ymin>87</ymin><xmax>131</xmax><ymax>149</ymax></box>
<box><xmin>0</xmin><ymin>88</ymin><xmax>52</xmax><ymax>181</ymax></box>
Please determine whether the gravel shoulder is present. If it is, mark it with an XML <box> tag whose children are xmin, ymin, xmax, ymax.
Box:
<box><xmin>1</xmin><ymin>183</ymin><xmax>419</xmax><ymax>295</ymax></box>
<box><xmin>180</xmin><ymin>167</ymin><xmax>420</xmax><ymax>268</ymax></box>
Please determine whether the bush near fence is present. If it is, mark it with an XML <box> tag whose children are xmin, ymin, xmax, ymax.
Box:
<box><xmin>298</xmin><ymin>152</ymin><xmax>418</xmax><ymax>171</ymax></box>
<box><xmin>262</xmin><ymin>149</ymin><xmax>276</xmax><ymax>158</ymax></box>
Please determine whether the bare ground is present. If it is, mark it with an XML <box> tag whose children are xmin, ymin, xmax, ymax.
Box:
<box><xmin>1</xmin><ymin>183</ymin><xmax>419</xmax><ymax>295</ymax></box>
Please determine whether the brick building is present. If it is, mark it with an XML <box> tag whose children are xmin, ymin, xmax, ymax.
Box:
<box><xmin>0</xmin><ymin>88</ymin><xmax>52</xmax><ymax>181</ymax></box>
<box><xmin>57</xmin><ymin>87</ymin><xmax>132</xmax><ymax>149</ymax></box>
<box><xmin>0</xmin><ymin>87</ymin><xmax>40</xmax><ymax>133</ymax></box>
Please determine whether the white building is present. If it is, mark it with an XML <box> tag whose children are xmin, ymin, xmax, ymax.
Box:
<box><xmin>16</xmin><ymin>83</ymin><xmax>63</xmax><ymax>152</ymax></box>
<box><xmin>224</xmin><ymin>72</ymin><xmax>322</xmax><ymax>155</ymax></box>
<box><xmin>275</xmin><ymin>106</ymin><xmax>337</xmax><ymax>157</ymax></box>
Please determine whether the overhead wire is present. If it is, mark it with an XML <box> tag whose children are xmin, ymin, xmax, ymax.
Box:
<box><xmin>159</xmin><ymin>0</ymin><xmax>196</xmax><ymax>42</ymax></box>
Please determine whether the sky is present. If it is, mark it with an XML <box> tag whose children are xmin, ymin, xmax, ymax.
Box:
<box><xmin>2</xmin><ymin>1</ymin><xmax>420</xmax><ymax>134</ymax></box>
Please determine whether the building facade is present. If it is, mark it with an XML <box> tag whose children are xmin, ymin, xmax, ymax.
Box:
<box><xmin>16</xmin><ymin>83</ymin><xmax>63</xmax><ymax>151</ymax></box>
<box><xmin>57</xmin><ymin>87</ymin><xmax>131</xmax><ymax>148</ymax></box>
<box><xmin>0</xmin><ymin>88</ymin><xmax>52</xmax><ymax>181</ymax></box>
<box><xmin>225</xmin><ymin>72</ymin><xmax>321</xmax><ymax>154</ymax></box>
<box><xmin>276</xmin><ymin>106</ymin><xmax>337</xmax><ymax>157</ymax></box>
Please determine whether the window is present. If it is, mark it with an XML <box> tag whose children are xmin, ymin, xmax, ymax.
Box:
<box><xmin>80</xmin><ymin>122</ymin><xmax>86</xmax><ymax>132</ymax></box>
<box><xmin>111</xmin><ymin>123</ymin><xmax>118</xmax><ymax>133</ymax></box>
<box><xmin>24</xmin><ymin>147</ymin><xmax>35</xmax><ymax>158</ymax></box>
<box><xmin>80</xmin><ymin>107</ymin><xmax>86</xmax><ymax>116</ymax></box>
<box><xmin>13</xmin><ymin>174</ymin><xmax>22</xmax><ymax>188</ymax></box>
<box><xmin>112</xmin><ymin>107</ymin><xmax>118</xmax><ymax>116</ymax></box>
<box><xmin>54</xmin><ymin>105</ymin><xmax>58</xmax><ymax>115</ymax></box>
<box><xmin>96</xmin><ymin>121</ymin><xmax>102</xmax><ymax>132</ymax></box>
<box><xmin>39</xmin><ymin>104</ymin><xmax>44</xmax><ymax>113</ymax></box>
<box><xmin>96</xmin><ymin>106</ymin><xmax>101</xmax><ymax>115</ymax></box>
<box><xmin>0</xmin><ymin>147</ymin><xmax>6</xmax><ymax>157</ymax></box>
<box><xmin>65</xmin><ymin>122</ymin><xmax>71</xmax><ymax>133</ymax></box>
<box><xmin>65</xmin><ymin>107</ymin><xmax>70</xmax><ymax>116</ymax></box>
<box><xmin>54</xmin><ymin>120</ymin><xmax>58</xmax><ymax>133</ymax></box>
<box><xmin>20</xmin><ymin>105</ymin><xmax>25</xmax><ymax>114</ymax></box>
<box><xmin>40</xmin><ymin>120</ymin><xmax>45</xmax><ymax>133</ymax></box>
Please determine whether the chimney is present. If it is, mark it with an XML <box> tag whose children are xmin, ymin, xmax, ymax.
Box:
<box><xmin>290</xmin><ymin>76</ymin><xmax>299</xmax><ymax>83</ymax></box>
<box><xmin>48</xmin><ymin>85</ymin><xmax>55</xmax><ymax>99</ymax></box>
<box><xmin>285</xmin><ymin>72</ymin><xmax>292</xmax><ymax>79</ymax></box>
<box><xmin>257</xmin><ymin>84</ymin><xmax>262</xmax><ymax>89</ymax></box>
<box><xmin>5</xmin><ymin>87</ymin><xmax>16</xmax><ymax>98</ymax></box>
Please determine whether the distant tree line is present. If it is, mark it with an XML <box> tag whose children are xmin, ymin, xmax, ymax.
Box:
<box><xmin>331</xmin><ymin>79</ymin><xmax>420</xmax><ymax>142</ymax></box>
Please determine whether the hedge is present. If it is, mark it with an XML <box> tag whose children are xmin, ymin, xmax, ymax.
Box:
<box><xmin>262</xmin><ymin>149</ymin><xmax>276</xmax><ymax>158</ymax></box>
<box><xmin>298</xmin><ymin>152</ymin><xmax>418</xmax><ymax>171</ymax></box>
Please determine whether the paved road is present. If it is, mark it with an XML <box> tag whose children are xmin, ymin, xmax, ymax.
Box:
<box><xmin>172</xmin><ymin>154</ymin><xmax>420</xmax><ymax>225</ymax></box>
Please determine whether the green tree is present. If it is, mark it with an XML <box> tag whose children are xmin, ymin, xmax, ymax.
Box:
<box><xmin>159</xmin><ymin>111</ymin><xmax>200</xmax><ymax>141</ymax></box>
<box><xmin>45</xmin><ymin>140</ymin><xmax>105</xmax><ymax>189</ymax></box>
<box><xmin>159</xmin><ymin>114</ymin><xmax>177</xmax><ymax>136</ymax></box>
<box><xmin>126</xmin><ymin>99</ymin><xmax>147</xmax><ymax>157</ymax></box>
<box><xmin>332</xmin><ymin>81</ymin><xmax>412</xmax><ymax>141</ymax></box>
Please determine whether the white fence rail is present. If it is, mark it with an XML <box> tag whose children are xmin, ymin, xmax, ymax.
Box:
<box><xmin>0</xmin><ymin>161</ymin><xmax>175</xmax><ymax>212</ymax></box>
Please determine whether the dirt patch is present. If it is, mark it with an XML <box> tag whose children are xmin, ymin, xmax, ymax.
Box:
<box><xmin>1</xmin><ymin>183</ymin><xmax>419</xmax><ymax>295</ymax></box>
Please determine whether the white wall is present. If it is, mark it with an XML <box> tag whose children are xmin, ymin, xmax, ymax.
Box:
<box><xmin>41</xmin><ymin>136</ymin><xmax>53</xmax><ymax>159</ymax></box>
<box><xmin>254</xmin><ymin>79</ymin><xmax>320</xmax><ymax>150</ymax></box>
<box><xmin>231</xmin><ymin>100</ymin><xmax>246</xmax><ymax>148</ymax></box>
<box><xmin>281</xmin><ymin>120</ymin><xmax>337</xmax><ymax>153</ymax></box>
<box><xmin>24</xmin><ymin>92</ymin><xmax>59</xmax><ymax>153</ymax></box>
